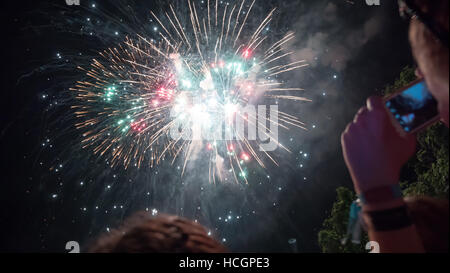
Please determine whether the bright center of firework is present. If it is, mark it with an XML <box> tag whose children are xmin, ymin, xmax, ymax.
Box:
<box><xmin>160</xmin><ymin>52</ymin><xmax>255</xmax><ymax>141</ymax></box>
<box><xmin>190</xmin><ymin>103</ymin><xmax>212</xmax><ymax>128</ymax></box>
<box><xmin>225</xmin><ymin>103</ymin><xmax>238</xmax><ymax>117</ymax></box>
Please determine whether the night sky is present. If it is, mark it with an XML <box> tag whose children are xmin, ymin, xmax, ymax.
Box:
<box><xmin>1</xmin><ymin>0</ymin><xmax>414</xmax><ymax>253</ymax></box>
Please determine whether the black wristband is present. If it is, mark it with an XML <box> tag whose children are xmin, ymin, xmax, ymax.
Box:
<box><xmin>366</xmin><ymin>206</ymin><xmax>413</xmax><ymax>232</ymax></box>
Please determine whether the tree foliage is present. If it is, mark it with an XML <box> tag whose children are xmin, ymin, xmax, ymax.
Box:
<box><xmin>318</xmin><ymin>67</ymin><xmax>449</xmax><ymax>253</ymax></box>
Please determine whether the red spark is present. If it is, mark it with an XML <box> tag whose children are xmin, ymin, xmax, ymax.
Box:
<box><xmin>131</xmin><ymin>120</ymin><xmax>147</xmax><ymax>133</ymax></box>
<box><xmin>242</xmin><ymin>49</ymin><xmax>252</xmax><ymax>59</ymax></box>
<box><xmin>240</xmin><ymin>153</ymin><xmax>250</xmax><ymax>161</ymax></box>
<box><xmin>157</xmin><ymin>87</ymin><xmax>174</xmax><ymax>100</ymax></box>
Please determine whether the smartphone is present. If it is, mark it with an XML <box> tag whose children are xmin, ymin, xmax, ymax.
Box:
<box><xmin>384</xmin><ymin>79</ymin><xmax>440</xmax><ymax>135</ymax></box>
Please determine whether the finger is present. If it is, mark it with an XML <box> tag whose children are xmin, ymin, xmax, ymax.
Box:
<box><xmin>367</xmin><ymin>96</ymin><xmax>385</xmax><ymax>111</ymax></box>
<box><xmin>354</xmin><ymin>107</ymin><xmax>369</xmax><ymax>123</ymax></box>
<box><xmin>341</xmin><ymin>123</ymin><xmax>355</xmax><ymax>145</ymax></box>
<box><xmin>341</xmin><ymin>127</ymin><xmax>350</xmax><ymax>148</ymax></box>
<box><xmin>343</xmin><ymin>123</ymin><xmax>353</xmax><ymax>135</ymax></box>
<box><xmin>341</xmin><ymin>131</ymin><xmax>347</xmax><ymax>148</ymax></box>
<box><xmin>357</xmin><ymin>107</ymin><xmax>368</xmax><ymax>116</ymax></box>
<box><xmin>415</xmin><ymin>67</ymin><xmax>423</xmax><ymax>79</ymax></box>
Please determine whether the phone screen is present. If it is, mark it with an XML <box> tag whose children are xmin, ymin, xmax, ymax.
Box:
<box><xmin>385</xmin><ymin>81</ymin><xmax>439</xmax><ymax>133</ymax></box>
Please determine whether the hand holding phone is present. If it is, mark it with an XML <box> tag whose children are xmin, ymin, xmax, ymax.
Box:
<box><xmin>341</xmin><ymin>96</ymin><xmax>417</xmax><ymax>195</ymax></box>
<box><xmin>341</xmin><ymin>79</ymin><xmax>439</xmax><ymax>195</ymax></box>
<box><xmin>384</xmin><ymin>79</ymin><xmax>440</xmax><ymax>135</ymax></box>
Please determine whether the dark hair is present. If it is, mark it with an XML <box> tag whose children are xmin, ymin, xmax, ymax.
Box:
<box><xmin>414</xmin><ymin>0</ymin><xmax>449</xmax><ymax>32</ymax></box>
<box><xmin>87</xmin><ymin>212</ymin><xmax>227</xmax><ymax>253</ymax></box>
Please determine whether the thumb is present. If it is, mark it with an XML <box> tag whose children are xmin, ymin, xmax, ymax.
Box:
<box><xmin>367</xmin><ymin>96</ymin><xmax>385</xmax><ymax>111</ymax></box>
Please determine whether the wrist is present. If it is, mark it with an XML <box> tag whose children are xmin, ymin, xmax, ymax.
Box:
<box><xmin>362</xmin><ymin>205</ymin><xmax>413</xmax><ymax>232</ymax></box>
<box><xmin>362</xmin><ymin>198</ymin><xmax>405</xmax><ymax>212</ymax></box>
<box><xmin>358</xmin><ymin>184</ymin><xmax>403</xmax><ymax>211</ymax></box>
<box><xmin>353</xmin><ymin>175</ymin><xmax>400</xmax><ymax>195</ymax></box>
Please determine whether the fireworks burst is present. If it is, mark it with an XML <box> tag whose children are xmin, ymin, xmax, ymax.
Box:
<box><xmin>71</xmin><ymin>0</ymin><xmax>310</xmax><ymax>184</ymax></box>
